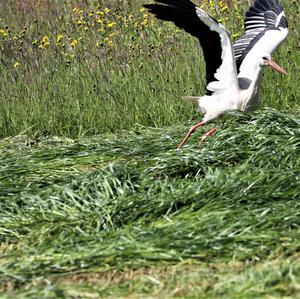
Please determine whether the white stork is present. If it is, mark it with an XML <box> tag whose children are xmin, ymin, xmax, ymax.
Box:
<box><xmin>143</xmin><ymin>0</ymin><xmax>289</xmax><ymax>148</ymax></box>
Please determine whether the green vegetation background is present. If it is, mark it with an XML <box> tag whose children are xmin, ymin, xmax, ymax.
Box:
<box><xmin>0</xmin><ymin>0</ymin><xmax>299</xmax><ymax>298</ymax></box>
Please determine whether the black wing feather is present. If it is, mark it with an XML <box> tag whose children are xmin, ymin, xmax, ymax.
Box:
<box><xmin>234</xmin><ymin>0</ymin><xmax>288</xmax><ymax>72</ymax></box>
<box><xmin>143</xmin><ymin>0</ymin><xmax>222</xmax><ymax>95</ymax></box>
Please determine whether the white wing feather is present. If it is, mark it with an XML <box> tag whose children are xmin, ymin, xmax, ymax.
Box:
<box><xmin>196</xmin><ymin>8</ymin><xmax>239</xmax><ymax>95</ymax></box>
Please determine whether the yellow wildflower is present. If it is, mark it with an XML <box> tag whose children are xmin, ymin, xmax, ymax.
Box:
<box><xmin>0</xmin><ymin>29</ymin><xmax>8</xmax><ymax>37</ymax></box>
<box><xmin>70</xmin><ymin>39</ymin><xmax>78</xmax><ymax>47</ymax></box>
<box><xmin>39</xmin><ymin>36</ymin><xmax>50</xmax><ymax>48</ymax></box>
<box><xmin>107</xmin><ymin>22</ymin><xmax>116</xmax><ymax>28</ymax></box>
<box><xmin>57</xmin><ymin>34</ymin><xmax>63</xmax><ymax>43</ymax></box>
<box><xmin>104</xmin><ymin>37</ymin><xmax>113</xmax><ymax>46</ymax></box>
<box><xmin>13</xmin><ymin>62</ymin><xmax>20</xmax><ymax>69</ymax></box>
<box><xmin>77</xmin><ymin>18</ymin><xmax>86</xmax><ymax>26</ymax></box>
<box><xmin>42</xmin><ymin>35</ymin><xmax>49</xmax><ymax>43</ymax></box>
<box><xmin>221</xmin><ymin>5</ymin><xmax>229</xmax><ymax>12</ymax></box>
<box><xmin>73</xmin><ymin>8</ymin><xmax>83</xmax><ymax>15</ymax></box>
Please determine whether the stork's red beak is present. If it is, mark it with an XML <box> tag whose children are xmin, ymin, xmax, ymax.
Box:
<box><xmin>267</xmin><ymin>60</ymin><xmax>288</xmax><ymax>76</ymax></box>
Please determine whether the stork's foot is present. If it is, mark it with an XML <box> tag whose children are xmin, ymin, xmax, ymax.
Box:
<box><xmin>199</xmin><ymin>127</ymin><xmax>217</xmax><ymax>144</ymax></box>
<box><xmin>177</xmin><ymin>121</ymin><xmax>205</xmax><ymax>149</ymax></box>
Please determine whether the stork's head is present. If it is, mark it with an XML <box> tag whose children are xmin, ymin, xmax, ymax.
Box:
<box><xmin>260</xmin><ymin>54</ymin><xmax>288</xmax><ymax>76</ymax></box>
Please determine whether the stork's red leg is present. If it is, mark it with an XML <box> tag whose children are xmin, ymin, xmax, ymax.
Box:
<box><xmin>200</xmin><ymin>127</ymin><xmax>217</xmax><ymax>143</ymax></box>
<box><xmin>177</xmin><ymin>121</ymin><xmax>205</xmax><ymax>149</ymax></box>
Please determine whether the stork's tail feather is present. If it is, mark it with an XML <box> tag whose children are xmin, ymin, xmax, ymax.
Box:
<box><xmin>182</xmin><ymin>96</ymin><xmax>206</xmax><ymax>114</ymax></box>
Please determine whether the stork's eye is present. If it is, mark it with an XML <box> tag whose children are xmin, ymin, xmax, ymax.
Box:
<box><xmin>262</xmin><ymin>56</ymin><xmax>268</xmax><ymax>60</ymax></box>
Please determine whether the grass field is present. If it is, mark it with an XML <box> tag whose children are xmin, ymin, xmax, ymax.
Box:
<box><xmin>1</xmin><ymin>0</ymin><xmax>300</xmax><ymax>298</ymax></box>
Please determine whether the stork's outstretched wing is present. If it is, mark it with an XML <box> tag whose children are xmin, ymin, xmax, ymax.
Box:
<box><xmin>234</xmin><ymin>0</ymin><xmax>288</xmax><ymax>73</ymax></box>
<box><xmin>143</xmin><ymin>0</ymin><xmax>239</xmax><ymax>95</ymax></box>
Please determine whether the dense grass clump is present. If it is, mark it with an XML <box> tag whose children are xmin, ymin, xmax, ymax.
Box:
<box><xmin>1</xmin><ymin>110</ymin><xmax>300</xmax><ymax>298</ymax></box>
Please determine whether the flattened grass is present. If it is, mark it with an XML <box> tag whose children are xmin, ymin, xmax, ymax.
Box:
<box><xmin>1</xmin><ymin>109</ymin><xmax>300</xmax><ymax>298</ymax></box>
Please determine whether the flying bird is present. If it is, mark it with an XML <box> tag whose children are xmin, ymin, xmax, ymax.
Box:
<box><xmin>143</xmin><ymin>0</ymin><xmax>288</xmax><ymax>148</ymax></box>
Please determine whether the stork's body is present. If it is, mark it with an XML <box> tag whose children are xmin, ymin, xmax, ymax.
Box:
<box><xmin>144</xmin><ymin>0</ymin><xmax>288</xmax><ymax>148</ymax></box>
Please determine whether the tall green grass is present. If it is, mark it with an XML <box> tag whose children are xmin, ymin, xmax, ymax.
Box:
<box><xmin>0</xmin><ymin>0</ymin><xmax>299</xmax><ymax>138</ymax></box>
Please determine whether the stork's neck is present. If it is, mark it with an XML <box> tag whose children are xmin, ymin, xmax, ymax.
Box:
<box><xmin>237</xmin><ymin>62</ymin><xmax>264</xmax><ymax>111</ymax></box>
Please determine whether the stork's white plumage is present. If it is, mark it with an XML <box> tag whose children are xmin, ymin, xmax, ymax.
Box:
<box><xmin>143</xmin><ymin>0</ymin><xmax>288</xmax><ymax>148</ymax></box>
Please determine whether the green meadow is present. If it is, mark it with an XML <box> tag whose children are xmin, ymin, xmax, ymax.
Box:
<box><xmin>0</xmin><ymin>0</ymin><xmax>299</xmax><ymax>298</ymax></box>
